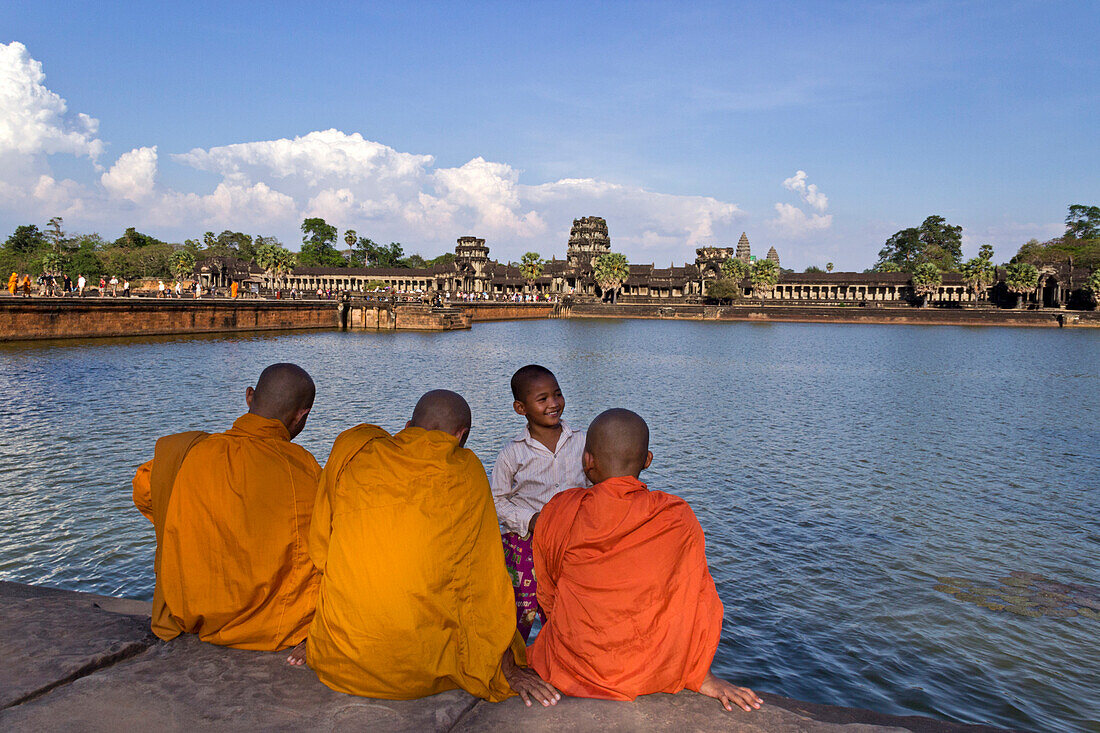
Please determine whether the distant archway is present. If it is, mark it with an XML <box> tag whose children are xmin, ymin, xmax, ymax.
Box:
<box><xmin>1042</xmin><ymin>276</ymin><xmax>1060</xmax><ymax>308</ymax></box>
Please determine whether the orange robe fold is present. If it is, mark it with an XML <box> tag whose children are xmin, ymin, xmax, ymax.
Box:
<box><xmin>528</xmin><ymin>475</ymin><xmax>724</xmax><ymax>700</ymax></box>
<box><xmin>132</xmin><ymin>413</ymin><xmax>321</xmax><ymax>650</ymax></box>
<box><xmin>307</xmin><ymin>424</ymin><xmax>523</xmax><ymax>701</ymax></box>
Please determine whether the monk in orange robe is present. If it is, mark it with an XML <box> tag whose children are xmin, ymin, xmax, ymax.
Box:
<box><xmin>528</xmin><ymin>408</ymin><xmax>763</xmax><ymax>713</ymax></box>
<box><xmin>20</xmin><ymin>274</ymin><xmax>31</xmax><ymax>296</ymax></box>
<box><xmin>297</xmin><ymin>390</ymin><xmax>559</xmax><ymax>706</ymax></box>
<box><xmin>231</xmin><ymin>280</ymin><xmax>239</xmax><ymax>298</ymax></box>
<box><xmin>7</xmin><ymin>272</ymin><xmax>17</xmax><ymax>296</ymax></box>
<box><xmin>132</xmin><ymin>363</ymin><xmax>321</xmax><ymax>650</ymax></box>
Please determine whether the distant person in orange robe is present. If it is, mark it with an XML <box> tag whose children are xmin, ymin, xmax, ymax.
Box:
<box><xmin>231</xmin><ymin>280</ymin><xmax>239</xmax><ymax>298</ymax></box>
<box><xmin>292</xmin><ymin>390</ymin><xmax>559</xmax><ymax>707</ymax></box>
<box><xmin>132</xmin><ymin>363</ymin><xmax>321</xmax><ymax>651</ymax></box>
<box><xmin>7</xmin><ymin>272</ymin><xmax>17</xmax><ymax>296</ymax></box>
<box><xmin>528</xmin><ymin>408</ymin><xmax>763</xmax><ymax>713</ymax></box>
<box><xmin>20</xmin><ymin>274</ymin><xmax>32</xmax><ymax>296</ymax></box>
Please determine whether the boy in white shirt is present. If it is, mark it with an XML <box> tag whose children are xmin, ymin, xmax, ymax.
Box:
<box><xmin>491</xmin><ymin>364</ymin><xmax>588</xmax><ymax>642</ymax></box>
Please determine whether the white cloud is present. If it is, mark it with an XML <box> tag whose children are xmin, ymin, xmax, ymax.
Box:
<box><xmin>0</xmin><ymin>42</ymin><xmax>748</xmax><ymax>264</ymax></box>
<box><xmin>782</xmin><ymin>170</ymin><xmax>828</xmax><ymax>212</ymax></box>
<box><xmin>772</xmin><ymin>202</ymin><xmax>833</xmax><ymax>234</ymax></box>
<box><xmin>102</xmin><ymin>147</ymin><xmax>158</xmax><ymax>202</ymax></box>
<box><xmin>0</xmin><ymin>41</ymin><xmax>103</xmax><ymax>162</ymax></box>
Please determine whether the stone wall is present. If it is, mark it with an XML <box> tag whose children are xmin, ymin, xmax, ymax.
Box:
<box><xmin>0</xmin><ymin>298</ymin><xmax>340</xmax><ymax>342</ymax></box>
<box><xmin>457</xmin><ymin>302</ymin><xmax>555</xmax><ymax>321</ymax></box>
<box><xmin>559</xmin><ymin>302</ymin><xmax>1100</xmax><ymax>328</ymax></box>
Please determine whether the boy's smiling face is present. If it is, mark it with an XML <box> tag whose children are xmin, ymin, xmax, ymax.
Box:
<box><xmin>514</xmin><ymin>375</ymin><xmax>565</xmax><ymax>429</ymax></box>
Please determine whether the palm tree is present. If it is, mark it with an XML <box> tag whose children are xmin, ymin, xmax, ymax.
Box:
<box><xmin>41</xmin><ymin>252</ymin><xmax>64</xmax><ymax>277</ymax></box>
<box><xmin>959</xmin><ymin>257</ymin><xmax>994</xmax><ymax>303</ymax></box>
<box><xmin>592</xmin><ymin>252</ymin><xmax>630</xmax><ymax>303</ymax></box>
<box><xmin>826</xmin><ymin>262</ymin><xmax>834</xmax><ymax>272</ymax></box>
<box><xmin>749</xmin><ymin>258</ymin><xmax>779</xmax><ymax>299</ymax></box>
<box><xmin>911</xmin><ymin>263</ymin><xmax>941</xmax><ymax>306</ymax></box>
<box><xmin>273</xmin><ymin>248</ymin><xmax>297</xmax><ymax>291</ymax></box>
<box><xmin>1004</xmin><ymin>262</ymin><xmax>1039</xmax><ymax>309</ymax></box>
<box><xmin>169</xmin><ymin>251</ymin><xmax>196</xmax><ymax>282</ymax></box>
<box><xmin>519</xmin><ymin>252</ymin><xmax>544</xmax><ymax>290</ymax></box>
<box><xmin>721</xmin><ymin>257</ymin><xmax>748</xmax><ymax>282</ymax></box>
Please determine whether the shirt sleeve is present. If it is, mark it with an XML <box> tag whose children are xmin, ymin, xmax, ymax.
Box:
<box><xmin>132</xmin><ymin>459</ymin><xmax>154</xmax><ymax>523</ymax></box>
<box><xmin>490</xmin><ymin>444</ymin><xmax>533</xmax><ymax>536</ymax></box>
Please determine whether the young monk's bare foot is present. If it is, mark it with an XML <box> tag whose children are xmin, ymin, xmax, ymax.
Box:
<box><xmin>699</xmin><ymin>671</ymin><xmax>763</xmax><ymax>712</ymax></box>
<box><xmin>286</xmin><ymin>640</ymin><xmax>307</xmax><ymax>667</ymax></box>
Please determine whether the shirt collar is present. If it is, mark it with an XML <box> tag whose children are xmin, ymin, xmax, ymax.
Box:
<box><xmin>230</xmin><ymin>412</ymin><xmax>291</xmax><ymax>441</ymax></box>
<box><xmin>513</xmin><ymin>420</ymin><xmax>577</xmax><ymax>447</ymax></box>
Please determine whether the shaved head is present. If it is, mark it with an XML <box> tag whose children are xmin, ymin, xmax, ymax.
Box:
<box><xmin>585</xmin><ymin>408</ymin><xmax>651</xmax><ymax>479</ymax></box>
<box><xmin>410</xmin><ymin>390</ymin><xmax>472</xmax><ymax>444</ymax></box>
<box><xmin>247</xmin><ymin>363</ymin><xmax>315</xmax><ymax>438</ymax></box>
<box><xmin>511</xmin><ymin>364</ymin><xmax>556</xmax><ymax>401</ymax></box>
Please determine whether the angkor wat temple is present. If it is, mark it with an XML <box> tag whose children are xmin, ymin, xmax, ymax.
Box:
<box><xmin>197</xmin><ymin>216</ymin><xmax>1083</xmax><ymax>308</ymax></box>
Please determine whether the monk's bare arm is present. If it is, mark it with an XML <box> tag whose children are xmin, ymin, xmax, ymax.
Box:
<box><xmin>500</xmin><ymin>649</ymin><xmax>560</xmax><ymax>707</ymax></box>
<box><xmin>698</xmin><ymin>671</ymin><xmax>762</xmax><ymax>712</ymax></box>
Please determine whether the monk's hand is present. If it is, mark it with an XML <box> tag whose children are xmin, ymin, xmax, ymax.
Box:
<box><xmin>501</xmin><ymin>652</ymin><xmax>560</xmax><ymax>707</ymax></box>
<box><xmin>699</xmin><ymin>671</ymin><xmax>762</xmax><ymax>712</ymax></box>
<box><xmin>285</xmin><ymin>640</ymin><xmax>307</xmax><ymax>667</ymax></box>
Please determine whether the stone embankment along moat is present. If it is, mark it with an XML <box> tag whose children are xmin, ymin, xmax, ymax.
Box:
<box><xmin>1</xmin><ymin>297</ymin><xmax>1096</xmax><ymax>343</ymax></box>
<box><xmin>0</xmin><ymin>582</ymin><xmax>1014</xmax><ymax>732</ymax></box>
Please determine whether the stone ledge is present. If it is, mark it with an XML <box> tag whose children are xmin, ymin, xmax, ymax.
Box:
<box><xmin>0</xmin><ymin>583</ymin><xmax>1016</xmax><ymax>732</ymax></box>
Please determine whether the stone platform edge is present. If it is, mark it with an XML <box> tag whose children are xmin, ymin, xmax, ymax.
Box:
<box><xmin>0</xmin><ymin>581</ymin><xmax>1017</xmax><ymax>733</ymax></box>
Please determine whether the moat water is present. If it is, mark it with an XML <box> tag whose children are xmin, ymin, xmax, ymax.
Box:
<box><xmin>0</xmin><ymin>320</ymin><xmax>1096</xmax><ymax>731</ymax></box>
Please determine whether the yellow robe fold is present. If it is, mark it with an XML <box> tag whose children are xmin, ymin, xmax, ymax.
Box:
<box><xmin>307</xmin><ymin>425</ymin><xmax>522</xmax><ymax>700</ymax></box>
<box><xmin>132</xmin><ymin>413</ymin><xmax>322</xmax><ymax>650</ymax></box>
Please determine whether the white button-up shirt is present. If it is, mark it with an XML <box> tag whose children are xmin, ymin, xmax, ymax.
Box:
<box><xmin>491</xmin><ymin>421</ymin><xmax>589</xmax><ymax>537</ymax></box>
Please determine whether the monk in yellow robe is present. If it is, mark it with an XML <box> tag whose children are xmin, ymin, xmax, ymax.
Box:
<box><xmin>19</xmin><ymin>274</ymin><xmax>31</xmax><ymax>296</ymax></box>
<box><xmin>299</xmin><ymin>390</ymin><xmax>559</xmax><ymax>706</ymax></box>
<box><xmin>528</xmin><ymin>409</ymin><xmax>763</xmax><ymax>713</ymax></box>
<box><xmin>132</xmin><ymin>363</ymin><xmax>321</xmax><ymax>650</ymax></box>
<box><xmin>231</xmin><ymin>281</ymin><xmax>239</xmax><ymax>298</ymax></box>
<box><xmin>7</xmin><ymin>272</ymin><xmax>17</xmax><ymax>296</ymax></box>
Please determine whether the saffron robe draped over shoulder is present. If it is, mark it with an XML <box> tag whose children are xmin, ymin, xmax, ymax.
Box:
<box><xmin>307</xmin><ymin>424</ymin><xmax>523</xmax><ymax>701</ymax></box>
<box><xmin>132</xmin><ymin>413</ymin><xmax>322</xmax><ymax>650</ymax></box>
<box><xmin>528</xmin><ymin>475</ymin><xmax>724</xmax><ymax>701</ymax></box>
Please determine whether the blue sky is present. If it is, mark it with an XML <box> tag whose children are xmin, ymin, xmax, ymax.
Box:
<box><xmin>1</xmin><ymin>1</ymin><xmax>1097</xmax><ymax>269</ymax></box>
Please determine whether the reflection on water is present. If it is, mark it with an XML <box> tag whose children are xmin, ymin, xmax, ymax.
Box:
<box><xmin>0</xmin><ymin>321</ymin><xmax>1097</xmax><ymax>731</ymax></box>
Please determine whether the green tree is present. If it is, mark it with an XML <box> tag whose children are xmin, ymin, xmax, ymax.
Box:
<box><xmin>876</xmin><ymin>215</ymin><xmax>963</xmax><ymax>271</ymax></box>
<box><xmin>706</xmin><ymin>278</ymin><xmax>741</xmax><ymax>304</ymax></box>
<box><xmin>958</xmin><ymin>256</ymin><xmax>994</xmax><ymax>302</ymax></box>
<box><xmin>978</xmin><ymin>243</ymin><xmax>994</xmax><ymax>262</ymax></box>
<box><xmin>202</xmin><ymin>231</ymin><xmax>255</xmax><ymax>261</ymax></box>
<box><xmin>41</xmin><ymin>251</ymin><xmax>65</xmax><ymax>276</ymax></box>
<box><xmin>1004</xmin><ymin>262</ymin><xmax>1039</xmax><ymax>308</ymax></box>
<box><xmin>1065</xmin><ymin>204</ymin><xmax>1100</xmax><ymax>240</ymax></box>
<box><xmin>874</xmin><ymin>261</ymin><xmax>901</xmax><ymax>273</ymax></box>
<box><xmin>401</xmin><ymin>253</ymin><xmax>427</xmax><ymax>269</ymax></box>
<box><xmin>910</xmin><ymin>262</ymin><xmax>942</xmax><ymax>306</ymax></box>
<box><xmin>169</xmin><ymin>251</ymin><xmax>196</xmax><ymax>281</ymax></box>
<box><xmin>749</xmin><ymin>258</ymin><xmax>780</xmax><ymax>298</ymax></box>
<box><xmin>1084</xmin><ymin>270</ymin><xmax>1100</xmax><ymax>310</ymax></box>
<box><xmin>114</xmin><ymin>227</ymin><xmax>162</xmax><ymax>249</ymax></box>
<box><xmin>520</xmin><ymin>252</ymin><xmax>545</xmax><ymax>286</ymax></box>
<box><xmin>428</xmin><ymin>252</ymin><xmax>456</xmax><ymax>268</ymax></box>
<box><xmin>826</xmin><ymin>262</ymin><xmax>834</xmax><ymax>272</ymax></box>
<box><xmin>45</xmin><ymin>217</ymin><xmax>66</xmax><ymax>254</ymax></box>
<box><xmin>299</xmin><ymin>218</ymin><xmax>344</xmax><ymax>267</ymax></box>
<box><xmin>721</xmin><ymin>257</ymin><xmax>748</xmax><ymax>282</ymax></box>
<box><xmin>69</xmin><ymin>235</ymin><xmax>107</xmax><ymax>279</ymax></box>
<box><xmin>804</xmin><ymin>265</ymin><xmax>824</xmax><ymax>274</ymax></box>
<box><xmin>592</xmin><ymin>252</ymin><xmax>630</xmax><ymax>303</ymax></box>
<box><xmin>356</xmin><ymin>237</ymin><xmax>405</xmax><ymax>268</ymax></box>
<box><xmin>5</xmin><ymin>225</ymin><xmax>47</xmax><ymax>254</ymax></box>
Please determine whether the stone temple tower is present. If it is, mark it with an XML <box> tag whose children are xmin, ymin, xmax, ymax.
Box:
<box><xmin>454</xmin><ymin>236</ymin><xmax>490</xmax><ymax>276</ymax></box>
<box><xmin>766</xmin><ymin>246</ymin><xmax>780</xmax><ymax>267</ymax></box>
<box><xmin>567</xmin><ymin>217</ymin><xmax>611</xmax><ymax>269</ymax></box>
<box><xmin>735</xmin><ymin>232</ymin><xmax>752</xmax><ymax>262</ymax></box>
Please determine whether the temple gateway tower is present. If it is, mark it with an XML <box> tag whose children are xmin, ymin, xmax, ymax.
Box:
<box><xmin>735</xmin><ymin>232</ymin><xmax>752</xmax><ymax>262</ymax></box>
<box><xmin>567</xmin><ymin>216</ymin><xmax>611</xmax><ymax>269</ymax></box>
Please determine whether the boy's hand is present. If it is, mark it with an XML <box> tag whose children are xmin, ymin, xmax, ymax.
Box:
<box><xmin>501</xmin><ymin>651</ymin><xmax>561</xmax><ymax>707</ymax></box>
<box><xmin>699</xmin><ymin>671</ymin><xmax>762</xmax><ymax>712</ymax></box>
